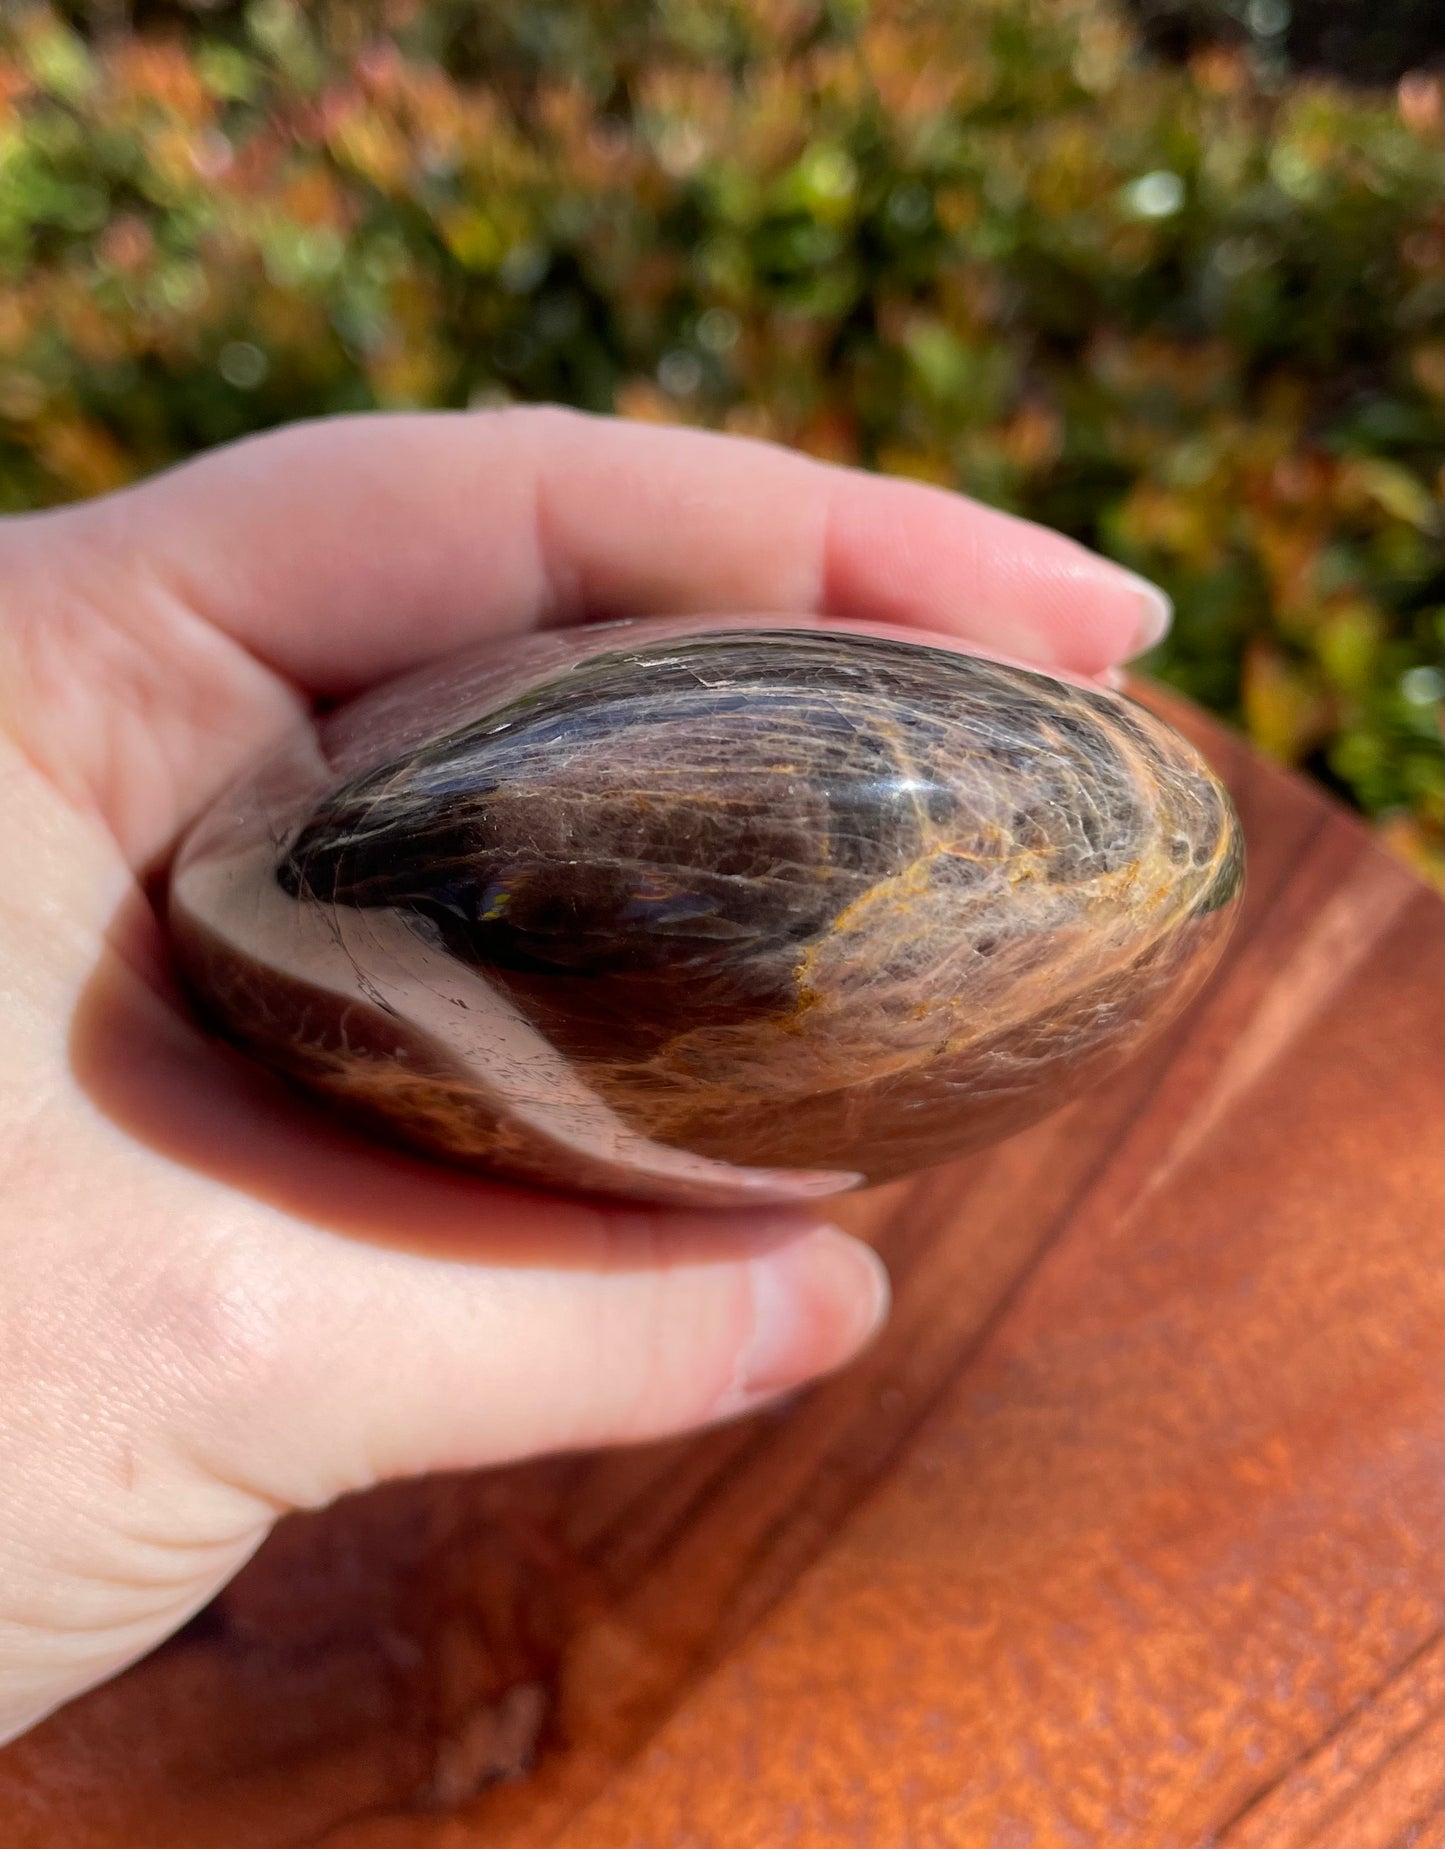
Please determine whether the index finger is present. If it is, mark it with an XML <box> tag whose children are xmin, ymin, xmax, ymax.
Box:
<box><xmin>73</xmin><ymin>407</ymin><xmax>1169</xmax><ymax>695</ymax></box>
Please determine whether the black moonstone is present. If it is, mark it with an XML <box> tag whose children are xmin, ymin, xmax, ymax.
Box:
<box><xmin>168</xmin><ymin>618</ymin><xmax>1243</xmax><ymax>1205</ymax></box>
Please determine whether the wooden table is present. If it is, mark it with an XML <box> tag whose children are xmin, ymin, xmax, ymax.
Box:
<box><xmin>3</xmin><ymin>695</ymin><xmax>1441</xmax><ymax>1849</ymax></box>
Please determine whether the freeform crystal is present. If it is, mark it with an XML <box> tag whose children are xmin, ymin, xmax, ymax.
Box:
<box><xmin>168</xmin><ymin>619</ymin><xmax>1244</xmax><ymax>1205</ymax></box>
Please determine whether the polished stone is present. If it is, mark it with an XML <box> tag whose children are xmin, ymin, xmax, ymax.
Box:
<box><xmin>168</xmin><ymin>619</ymin><xmax>1243</xmax><ymax>1204</ymax></box>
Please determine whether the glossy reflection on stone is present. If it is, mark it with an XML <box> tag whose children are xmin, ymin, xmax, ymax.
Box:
<box><xmin>168</xmin><ymin>619</ymin><xmax>1243</xmax><ymax>1205</ymax></box>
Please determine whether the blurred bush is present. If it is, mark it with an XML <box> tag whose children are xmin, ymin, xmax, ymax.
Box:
<box><xmin>1</xmin><ymin>0</ymin><xmax>1441</xmax><ymax>874</ymax></box>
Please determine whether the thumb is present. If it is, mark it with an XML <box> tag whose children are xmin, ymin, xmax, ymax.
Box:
<box><xmin>68</xmin><ymin>954</ymin><xmax>890</xmax><ymax>1511</ymax></box>
<box><xmin>192</xmin><ymin>1207</ymin><xmax>890</xmax><ymax>1514</ymax></box>
<box><xmin>0</xmin><ymin>1200</ymin><xmax>886</xmax><ymax>1744</ymax></box>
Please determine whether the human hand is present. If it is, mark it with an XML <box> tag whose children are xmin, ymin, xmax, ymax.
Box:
<box><xmin>0</xmin><ymin>407</ymin><xmax>1170</xmax><ymax>1742</ymax></box>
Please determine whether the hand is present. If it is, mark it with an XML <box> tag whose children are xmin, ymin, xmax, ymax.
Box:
<box><xmin>0</xmin><ymin>407</ymin><xmax>1169</xmax><ymax>1742</ymax></box>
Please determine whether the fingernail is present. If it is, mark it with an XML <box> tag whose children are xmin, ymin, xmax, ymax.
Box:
<box><xmin>1125</xmin><ymin>577</ymin><xmax>1173</xmax><ymax>656</ymax></box>
<box><xmin>729</xmin><ymin>1165</ymin><xmax>865</xmax><ymax>1200</ymax></box>
<box><xmin>725</xmin><ymin>1229</ymin><xmax>890</xmax><ymax>1414</ymax></box>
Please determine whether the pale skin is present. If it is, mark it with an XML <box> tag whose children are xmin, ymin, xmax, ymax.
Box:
<box><xmin>0</xmin><ymin>406</ymin><xmax>1170</xmax><ymax>1744</ymax></box>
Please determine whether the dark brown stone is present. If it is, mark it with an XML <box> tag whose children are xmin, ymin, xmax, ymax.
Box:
<box><xmin>167</xmin><ymin>619</ymin><xmax>1243</xmax><ymax>1204</ymax></box>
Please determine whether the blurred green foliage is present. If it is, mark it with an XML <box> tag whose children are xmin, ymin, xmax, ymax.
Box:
<box><xmin>1</xmin><ymin>0</ymin><xmax>1441</xmax><ymax>874</ymax></box>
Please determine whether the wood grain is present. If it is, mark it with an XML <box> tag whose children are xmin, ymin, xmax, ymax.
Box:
<box><xmin>1</xmin><ymin>692</ymin><xmax>1440</xmax><ymax>1849</ymax></box>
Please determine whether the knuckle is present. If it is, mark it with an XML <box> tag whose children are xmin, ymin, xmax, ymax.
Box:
<box><xmin>113</xmin><ymin>1226</ymin><xmax>292</xmax><ymax>1426</ymax></box>
<box><xmin>593</xmin><ymin>1233</ymin><xmax>752</xmax><ymax>1444</ymax></box>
